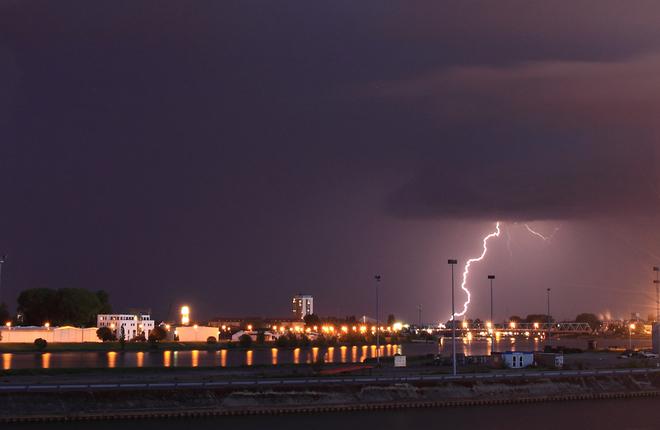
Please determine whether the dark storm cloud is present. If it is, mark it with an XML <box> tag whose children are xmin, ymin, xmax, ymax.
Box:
<box><xmin>381</xmin><ymin>55</ymin><xmax>660</xmax><ymax>221</ymax></box>
<box><xmin>2</xmin><ymin>1</ymin><xmax>660</xmax><ymax>320</ymax></box>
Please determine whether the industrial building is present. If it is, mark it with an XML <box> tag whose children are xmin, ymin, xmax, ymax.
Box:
<box><xmin>0</xmin><ymin>326</ymin><xmax>100</xmax><ymax>343</ymax></box>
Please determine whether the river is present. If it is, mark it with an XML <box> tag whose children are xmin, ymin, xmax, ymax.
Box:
<box><xmin>1</xmin><ymin>337</ymin><xmax>649</xmax><ymax>370</ymax></box>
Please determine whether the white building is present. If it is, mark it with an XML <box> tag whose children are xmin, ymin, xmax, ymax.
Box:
<box><xmin>231</xmin><ymin>330</ymin><xmax>278</xmax><ymax>342</ymax></box>
<box><xmin>292</xmin><ymin>294</ymin><xmax>313</xmax><ymax>319</ymax></box>
<box><xmin>97</xmin><ymin>313</ymin><xmax>154</xmax><ymax>341</ymax></box>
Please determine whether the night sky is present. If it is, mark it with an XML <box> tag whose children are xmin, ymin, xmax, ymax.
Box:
<box><xmin>2</xmin><ymin>1</ymin><xmax>660</xmax><ymax>323</ymax></box>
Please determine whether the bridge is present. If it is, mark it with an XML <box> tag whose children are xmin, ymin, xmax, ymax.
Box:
<box><xmin>439</xmin><ymin>322</ymin><xmax>592</xmax><ymax>335</ymax></box>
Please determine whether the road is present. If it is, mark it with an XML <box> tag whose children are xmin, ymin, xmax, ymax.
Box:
<box><xmin>0</xmin><ymin>367</ymin><xmax>657</xmax><ymax>393</ymax></box>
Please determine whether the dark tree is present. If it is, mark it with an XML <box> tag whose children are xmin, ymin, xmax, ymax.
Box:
<box><xmin>303</xmin><ymin>313</ymin><xmax>321</xmax><ymax>327</ymax></box>
<box><xmin>34</xmin><ymin>338</ymin><xmax>48</xmax><ymax>350</ymax></box>
<box><xmin>524</xmin><ymin>314</ymin><xmax>549</xmax><ymax>324</ymax></box>
<box><xmin>96</xmin><ymin>326</ymin><xmax>115</xmax><ymax>342</ymax></box>
<box><xmin>256</xmin><ymin>331</ymin><xmax>266</xmax><ymax>344</ymax></box>
<box><xmin>575</xmin><ymin>313</ymin><xmax>601</xmax><ymax>331</ymax></box>
<box><xmin>238</xmin><ymin>333</ymin><xmax>252</xmax><ymax>348</ymax></box>
<box><xmin>509</xmin><ymin>315</ymin><xmax>523</xmax><ymax>323</ymax></box>
<box><xmin>17</xmin><ymin>288</ymin><xmax>112</xmax><ymax>326</ymax></box>
<box><xmin>387</xmin><ymin>314</ymin><xmax>396</xmax><ymax>325</ymax></box>
<box><xmin>149</xmin><ymin>326</ymin><xmax>167</xmax><ymax>342</ymax></box>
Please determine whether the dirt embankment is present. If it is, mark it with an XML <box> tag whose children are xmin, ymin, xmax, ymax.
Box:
<box><xmin>3</xmin><ymin>373</ymin><xmax>660</xmax><ymax>422</ymax></box>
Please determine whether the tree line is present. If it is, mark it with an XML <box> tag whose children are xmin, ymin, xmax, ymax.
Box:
<box><xmin>5</xmin><ymin>288</ymin><xmax>112</xmax><ymax>327</ymax></box>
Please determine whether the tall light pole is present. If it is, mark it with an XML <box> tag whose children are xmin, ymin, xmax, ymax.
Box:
<box><xmin>0</xmin><ymin>255</ymin><xmax>6</xmax><ymax>305</ymax></box>
<box><xmin>653</xmin><ymin>267</ymin><xmax>659</xmax><ymax>322</ymax></box>
<box><xmin>629</xmin><ymin>323</ymin><xmax>635</xmax><ymax>350</ymax></box>
<box><xmin>448</xmin><ymin>259</ymin><xmax>458</xmax><ymax>376</ymax></box>
<box><xmin>488</xmin><ymin>275</ymin><xmax>495</xmax><ymax>354</ymax></box>
<box><xmin>374</xmin><ymin>274</ymin><xmax>381</xmax><ymax>365</ymax></box>
<box><xmin>418</xmin><ymin>304</ymin><xmax>422</xmax><ymax>327</ymax></box>
<box><xmin>546</xmin><ymin>288</ymin><xmax>551</xmax><ymax>336</ymax></box>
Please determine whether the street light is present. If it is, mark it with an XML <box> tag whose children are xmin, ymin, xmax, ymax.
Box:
<box><xmin>488</xmin><ymin>275</ymin><xmax>495</xmax><ymax>354</ymax></box>
<box><xmin>448</xmin><ymin>259</ymin><xmax>458</xmax><ymax>376</ymax></box>
<box><xmin>374</xmin><ymin>274</ymin><xmax>381</xmax><ymax>365</ymax></box>
<box><xmin>546</xmin><ymin>288</ymin><xmax>551</xmax><ymax>336</ymax></box>
<box><xmin>629</xmin><ymin>323</ymin><xmax>636</xmax><ymax>350</ymax></box>
<box><xmin>0</xmin><ymin>255</ymin><xmax>6</xmax><ymax>305</ymax></box>
<box><xmin>653</xmin><ymin>267</ymin><xmax>659</xmax><ymax>322</ymax></box>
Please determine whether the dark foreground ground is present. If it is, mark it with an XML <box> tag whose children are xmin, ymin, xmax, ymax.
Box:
<box><xmin>9</xmin><ymin>395</ymin><xmax>660</xmax><ymax>430</ymax></box>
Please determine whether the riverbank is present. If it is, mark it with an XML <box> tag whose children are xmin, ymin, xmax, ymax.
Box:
<box><xmin>3</xmin><ymin>369</ymin><xmax>660</xmax><ymax>423</ymax></box>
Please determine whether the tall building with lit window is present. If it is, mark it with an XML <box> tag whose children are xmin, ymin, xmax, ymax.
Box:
<box><xmin>292</xmin><ymin>294</ymin><xmax>313</xmax><ymax>319</ymax></box>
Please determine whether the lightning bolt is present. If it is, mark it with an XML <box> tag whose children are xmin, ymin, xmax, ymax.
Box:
<box><xmin>453</xmin><ymin>221</ymin><xmax>501</xmax><ymax>319</ymax></box>
<box><xmin>524</xmin><ymin>224</ymin><xmax>560</xmax><ymax>242</ymax></box>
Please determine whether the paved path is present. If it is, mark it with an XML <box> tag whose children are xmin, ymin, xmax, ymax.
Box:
<box><xmin>0</xmin><ymin>367</ymin><xmax>657</xmax><ymax>393</ymax></box>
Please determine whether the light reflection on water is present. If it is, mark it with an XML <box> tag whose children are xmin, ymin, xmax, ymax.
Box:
<box><xmin>107</xmin><ymin>351</ymin><xmax>116</xmax><ymax>368</ymax></box>
<box><xmin>0</xmin><ymin>338</ymin><xmax>650</xmax><ymax>370</ymax></box>
<box><xmin>42</xmin><ymin>352</ymin><xmax>51</xmax><ymax>369</ymax></box>
<box><xmin>2</xmin><ymin>353</ymin><xmax>11</xmax><ymax>370</ymax></box>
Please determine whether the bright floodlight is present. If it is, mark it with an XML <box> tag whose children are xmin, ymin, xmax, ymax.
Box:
<box><xmin>180</xmin><ymin>305</ymin><xmax>190</xmax><ymax>325</ymax></box>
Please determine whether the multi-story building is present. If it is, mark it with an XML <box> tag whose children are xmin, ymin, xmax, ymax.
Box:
<box><xmin>292</xmin><ymin>294</ymin><xmax>313</xmax><ymax>320</ymax></box>
<box><xmin>97</xmin><ymin>313</ymin><xmax>154</xmax><ymax>340</ymax></box>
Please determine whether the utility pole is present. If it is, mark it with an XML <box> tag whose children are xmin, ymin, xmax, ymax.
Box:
<box><xmin>448</xmin><ymin>259</ymin><xmax>458</xmax><ymax>376</ymax></box>
<box><xmin>0</xmin><ymin>255</ymin><xmax>6</xmax><ymax>305</ymax></box>
<box><xmin>374</xmin><ymin>274</ymin><xmax>381</xmax><ymax>366</ymax></box>
<box><xmin>488</xmin><ymin>275</ymin><xmax>495</xmax><ymax>354</ymax></box>
<box><xmin>546</xmin><ymin>288</ymin><xmax>551</xmax><ymax>336</ymax></box>
<box><xmin>653</xmin><ymin>267</ymin><xmax>659</xmax><ymax>322</ymax></box>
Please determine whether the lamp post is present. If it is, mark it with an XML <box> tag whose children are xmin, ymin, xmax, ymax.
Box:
<box><xmin>0</xmin><ymin>255</ymin><xmax>6</xmax><ymax>305</ymax></box>
<box><xmin>374</xmin><ymin>275</ymin><xmax>381</xmax><ymax>365</ymax></box>
<box><xmin>629</xmin><ymin>323</ymin><xmax>636</xmax><ymax>350</ymax></box>
<box><xmin>546</xmin><ymin>288</ymin><xmax>551</xmax><ymax>336</ymax></box>
<box><xmin>418</xmin><ymin>304</ymin><xmax>422</xmax><ymax>328</ymax></box>
<box><xmin>488</xmin><ymin>275</ymin><xmax>495</xmax><ymax>354</ymax></box>
<box><xmin>448</xmin><ymin>259</ymin><xmax>458</xmax><ymax>376</ymax></box>
<box><xmin>653</xmin><ymin>267</ymin><xmax>660</xmax><ymax>322</ymax></box>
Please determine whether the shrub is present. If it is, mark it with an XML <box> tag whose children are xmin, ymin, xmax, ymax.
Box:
<box><xmin>275</xmin><ymin>335</ymin><xmax>289</xmax><ymax>347</ymax></box>
<box><xmin>34</xmin><ymin>338</ymin><xmax>48</xmax><ymax>350</ymax></box>
<box><xmin>238</xmin><ymin>333</ymin><xmax>252</xmax><ymax>348</ymax></box>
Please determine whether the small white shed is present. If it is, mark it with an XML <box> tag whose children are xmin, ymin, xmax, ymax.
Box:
<box><xmin>502</xmin><ymin>351</ymin><xmax>534</xmax><ymax>369</ymax></box>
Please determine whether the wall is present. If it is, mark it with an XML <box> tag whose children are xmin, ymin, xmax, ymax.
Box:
<box><xmin>176</xmin><ymin>326</ymin><xmax>219</xmax><ymax>342</ymax></box>
<box><xmin>0</xmin><ymin>327</ymin><xmax>101</xmax><ymax>343</ymax></box>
